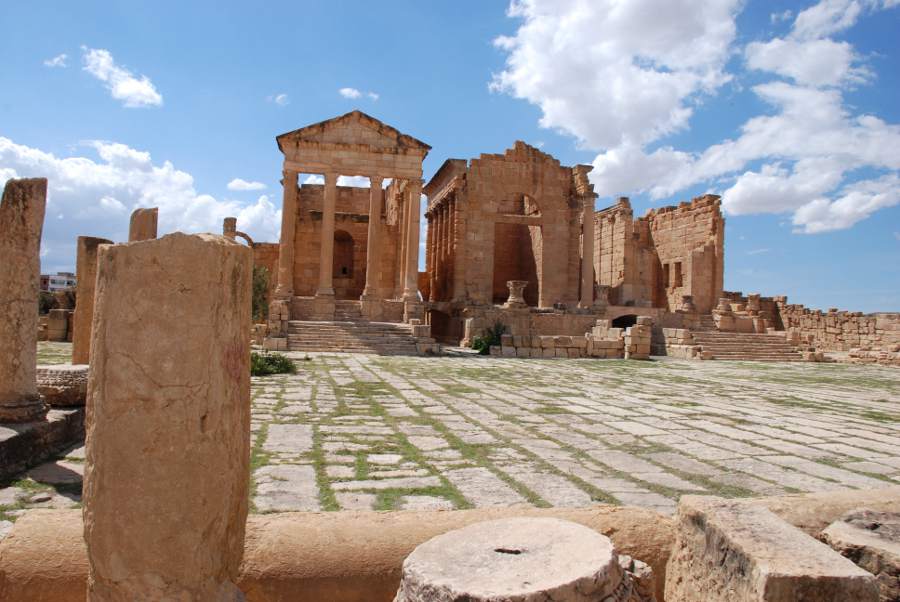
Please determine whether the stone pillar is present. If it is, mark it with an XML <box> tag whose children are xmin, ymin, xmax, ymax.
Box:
<box><xmin>317</xmin><ymin>172</ymin><xmax>337</xmax><ymax>297</ymax></box>
<box><xmin>223</xmin><ymin>216</ymin><xmax>237</xmax><ymax>240</ymax></box>
<box><xmin>397</xmin><ymin>185</ymin><xmax>410</xmax><ymax>297</ymax></box>
<box><xmin>431</xmin><ymin>204</ymin><xmax>441</xmax><ymax>301</ymax></box>
<box><xmin>274</xmin><ymin>169</ymin><xmax>297</xmax><ymax>299</ymax></box>
<box><xmin>361</xmin><ymin>175</ymin><xmax>384</xmax><ymax>299</ymax></box>
<box><xmin>403</xmin><ymin>180</ymin><xmax>422</xmax><ymax>301</ymax></box>
<box><xmin>425</xmin><ymin>211</ymin><xmax>436</xmax><ymax>302</ymax></box>
<box><xmin>128</xmin><ymin>207</ymin><xmax>158</xmax><ymax>242</ymax></box>
<box><xmin>72</xmin><ymin>236</ymin><xmax>113</xmax><ymax>365</ymax></box>
<box><xmin>0</xmin><ymin>178</ymin><xmax>48</xmax><ymax>423</ymax></box>
<box><xmin>580</xmin><ymin>198</ymin><xmax>595</xmax><ymax>308</ymax></box>
<box><xmin>83</xmin><ymin>233</ymin><xmax>251</xmax><ymax>601</ymax></box>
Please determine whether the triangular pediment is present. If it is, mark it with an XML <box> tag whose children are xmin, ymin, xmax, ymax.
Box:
<box><xmin>277</xmin><ymin>110</ymin><xmax>430</xmax><ymax>154</ymax></box>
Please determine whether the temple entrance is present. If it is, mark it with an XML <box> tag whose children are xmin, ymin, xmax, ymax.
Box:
<box><xmin>492</xmin><ymin>222</ymin><xmax>539</xmax><ymax>306</ymax></box>
<box><xmin>333</xmin><ymin>230</ymin><xmax>362</xmax><ymax>299</ymax></box>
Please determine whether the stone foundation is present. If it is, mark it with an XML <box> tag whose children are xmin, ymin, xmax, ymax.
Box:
<box><xmin>36</xmin><ymin>365</ymin><xmax>89</xmax><ymax>407</ymax></box>
<box><xmin>0</xmin><ymin>408</ymin><xmax>84</xmax><ymax>481</ymax></box>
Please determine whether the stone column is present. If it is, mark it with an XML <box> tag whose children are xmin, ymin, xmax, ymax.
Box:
<box><xmin>316</xmin><ymin>172</ymin><xmax>337</xmax><ymax>297</ymax></box>
<box><xmin>361</xmin><ymin>175</ymin><xmax>384</xmax><ymax>299</ymax></box>
<box><xmin>580</xmin><ymin>197</ymin><xmax>595</xmax><ymax>308</ymax></box>
<box><xmin>128</xmin><ymin>207</ymin><xmax>158</xmax><ymax>242</ymax></box>
<box><xmin>83</xmin><ymin>233</ymin><xmax>251</xmax><ymax>601</ymax></box>
<box><xmin>274</xmin><ymin>169</ymin><xmax>297</xmax><ymax>299</ymax></box>
<box><xmin>397</xmin><ymin>185</ymin><xmax>410</xmax><ymax>297</ymax></box>
<box><xmin>403</xmin><ymin>180</ymin><xmax>423</xmax><ymax>301</ymax></box>
<box><xmin>0</xmin><ymin>178</ymin><xmax>48</xmax><ymax>423</ymax></box>
<box><xmin>72</xmin><ymin>236</ymin><xmax>113</xmax><ymax>365</ymax></box>
<box><xmin>223</xmin><ymin>216</ymin><xmax>237</xmax><ymax>240</ymax></box>
<box><xmin>448</xmin><ymin>198</ymin><xmax>456</xmax><ymax>301</ymax></box>
<box><xmin>425</xmin><ymin>211</ymin><xmax>435</xmax><ymax>302</ymax></box>
<box><xmin>431</xmin><ymin>204</ymin><xmax>441</xmax><ymax>301</ymax></box>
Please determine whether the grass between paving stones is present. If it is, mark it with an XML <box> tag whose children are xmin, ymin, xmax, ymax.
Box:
<box><xmin>310</xmin><ymin>426</ymin><xmax>340</xmax><ymax>512</ymax></box>
<box><xmin>248</xmin><ymin>421</ymin><xmax>274</xmax><ymax>513</ymax></box>
<box><xmin>815</xmin><ymin>456</ymin><xmax>897</xmax><ymax>483</ymax></box>
<box><xmin>860</xmin><ymin>409</ymin><xmax>899</xmax><ymax>423</ymax></box>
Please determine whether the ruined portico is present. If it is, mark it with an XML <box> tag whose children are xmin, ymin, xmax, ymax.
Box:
<box><xmin>269</xmin><ymin>111</ymin><xmax>430</xmax><ymax>335</ymax></box>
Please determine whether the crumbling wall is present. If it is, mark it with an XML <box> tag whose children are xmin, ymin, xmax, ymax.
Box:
<box><xmin>776</xmin><ymin>297</ymin><xmax>900</xmax><ymax>352</ymax></box>
<box><xmin>252</xmin><ymin>243</ymin><xmax>279</xmax><ymax>302</ymax></box>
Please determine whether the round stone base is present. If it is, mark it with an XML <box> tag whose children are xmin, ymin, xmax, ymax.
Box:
<box><xmin>36</xmin><ymin>364</ymin><xmax>89</xmax><ymax>407</ymax></box>
<box><xmin>0</xmin><ymin>395</ymin><xmax>48</xmax><ymax>423</ymax></box>
<box><xmin>394</xmin><ymin>517</ymin><xmax>626</xmax><ymax>602</ymax></box>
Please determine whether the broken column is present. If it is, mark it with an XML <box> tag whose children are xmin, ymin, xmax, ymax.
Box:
<box><xmin>394</xmin><ymin>517</ymin><xmax>654</xmax><ymax>602</ymax></box>
<box><xmin>504</xmin><ymin>280</ymin><xmax>528</xmax><ymax>309</ymax></box>
<box><xmin>127</xmin><ymin>207</ymin><xmax>158</xmax><ymax>242</ymax></box>
<box><xmin>0</xmin><ymin>178</ymin><xmax>48</xmax><ymax>423</ymax></box>
<box><xmin>666</xmin><ymin>496</ymin><xmax>878</xmax><ymax>602</ymax></box>
<box><xmin>71</xmin><ymin>236</ymin><xmax>113</xmax><ymax>365</ymax></box>
<box><xmin>83</xmin><ymin>233</ymin><xmax>251</xmax><ymax>600</ymax></box>
<box><xmin>223</xmin><ymin>216</ymin><xmax>237</xmax><ymax>239</ymax></box>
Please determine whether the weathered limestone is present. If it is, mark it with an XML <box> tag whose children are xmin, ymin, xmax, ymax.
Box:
<box><xmin>71</xmin><ymin>236</ymin><xmax>112</xmax><ymax>365</ymax></box>
<box><xmin>666</xmin><ymin>496</ymin><xmax>879</xmax><ymax>602</ymax></box>
<box><xmin>274</xmin><ymin>170</ymin><xmax>297</xmax><ymax>298</ymax></box>
<box><xmin>317</xmin><ymin>171</ymin><xmax>338</xmax><ymax>298</ymax></box>
<box><xmin>0</xmin><ymin>178</ymin><xmax>48</xmax><ymax>423</ymax></box>
<box><xmin>46</xmin><ymin>308</ymin><xmax>71</xmax><ymax>342</ymax></box>
<box><xmin>36</xmin><ymin>365</ymin><xmax>89</xmax><ymax>407</ymax></box>
<box><xmin>127</xmin><ymin>207</ymin><xmax>158</xmax><ymax>241</ymax></box>
<box><xmin>504</xmin><ymin>280</ymin><xmax>529</xmax><ymax>309</ymax></box>
<box><xmin>83</xmin><ymin>233</ymin><xmax>251</xmax><ymax>601</ymax></box>
<box><xmin>394</xmin><ymin>517</ymin><xmax>654</xmax><ymax>602</ymax></box>
<box><xmin>362</xmin><ymin>176</ymin><xmax>385</xmax><ymax>300</ymax></box>
<box><xmin>820</xmin><ymin>509</ymin><xmax>900</xmax><ymax>602</ymax></box>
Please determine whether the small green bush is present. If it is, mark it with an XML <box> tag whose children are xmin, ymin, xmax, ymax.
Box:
<box><xmin>471</xmin><ymin>320</ymin><xmax>508</xmax><ymax>355</ymax></box>
<box><xmin>250</xmin><ymin>351</ymin><xmax>296</xmax><ymax>376</ymax></box>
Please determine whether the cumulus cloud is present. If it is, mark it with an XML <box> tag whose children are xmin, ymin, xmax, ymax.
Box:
<box><xmin>339</xmin><ymin>87</ymin><xmax>379</xmax><ymax>101</ymax></box>
<box><xmin>494</xmin><ymin>0</ymin><xmax>900</xmax><ymax>233</ymax></box>
<box><xmin>0</xmin><ymin>136</ymin><xmax>280</xmax><ymax>271</ymax></box>
<box><xmin>81</xmin><ymin>47</ymin><xmax>162</xmax><ymax>108</ymax></box>
<box><xmin>490</xmin><ymin>0</ymin><xmax>741</xmax><ymax>149</ymax></box>
<box><xmin>227</xmin><ymin>178</ymin><xmax>266</xmax><ymax>191</ymax></box>
<box><xmin>302</xmin><ymin>174</ymin><xmax>387</xmax><ymax>188</ymax></box>
<box><xmin>43</xmin><ymin>53</ymin><xmax>67</xmax><ymax>68</ymax></box>
<box><xmin>267</xmin><ymin>93</ymin><xmax>289</xmax><ymax>106</ymax></box>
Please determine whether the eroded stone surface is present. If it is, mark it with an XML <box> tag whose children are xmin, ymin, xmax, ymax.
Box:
<box><xmin>71</xmin><ymin>236</ymin><xmax>112</xmax><ymax>365</ymax></box>
<box><xmin>36</xmin><ymin>364</ymin><xmax>89</xmax><ymax>407</ymax></box>
<box><xmin>820</xmin><ymin>509</ymin><xmax>900</xmax><ymax>602</ymax></box>
<box><xmin>665</xmin><ymin>495</ymin><xmax>879</xmax><ymax>602</ymax></box>
<box><xmin>127</xmin><ymin>207</ymin><xmax>158</xmax><ymax>242</ymax></box>
<box><xmin>83</xmin><ymin>233</ymin><xmax>251</xmax><ymax>601</ymax></box>
<box><xmin>393</xmin><ymin>517</ymin><xmax>630</xmax><ymax>602</ymax></box>
<box><xmin>0</xmin><ymin>178</ymin><xmax>48</xmax><ymax>423</ymax></box>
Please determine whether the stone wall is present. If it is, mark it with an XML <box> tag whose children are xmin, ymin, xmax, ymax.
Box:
<box><xmin>291</xmin><ymin>184</ymin><xmax>400</xmax><ymax>299</ymax></box>
<box><xmin>593</xmin><ymin>195</ymin><xmax>724</xmax><ymax>314</ymax></box>
<box><xmin>252</xmin><ymin>242</ymin><xmax>279</xmax><ymax>303</ymax></box>
<box><xmin>775</xmin><ymin>297</ymin><xmax>900</xmax><ymax>353</ymax></box>
<box><xmin>425</xmin><ymin>142</ymin><xmax>583</xmax><ymax>308</ymax></box>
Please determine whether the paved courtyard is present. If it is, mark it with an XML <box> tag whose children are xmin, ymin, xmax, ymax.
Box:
<box><xmin>2</xmin><ymin>344</ymin><xmax>899</xmax><ymax>531</ymax></box>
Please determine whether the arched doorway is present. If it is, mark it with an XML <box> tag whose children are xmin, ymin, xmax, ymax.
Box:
<box><xmin>333</xmin><ymin>230</ymin><xmax>360</xmax><ymax>299</ymax></box>
<box><xmin>612</xmin><ymin>314</ymin><xmax>638</xmax><ymax>329</ymax></box>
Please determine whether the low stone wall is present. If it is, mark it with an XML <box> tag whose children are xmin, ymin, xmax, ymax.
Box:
<box><xmin>0</xmin><ymin>505</ymin><xmax>673</xmax><ymax>602</ymax></box>
<box><xmin>0</xmin><ymin>408</ymin><xmax>84</xmax><ymax>482</ymax></box>
<box><xmin>4</xmin><ymin>488</ymin><xmax>899</xmax><ymax>602</ymax></box>
<box><xmin>776</xmin><ymin>297</ymin><xmax>900</xmax><ymax>353</ymax></box>
<box><xmin>659</xmin><ymin>328</ymin><xmax>704</xmax><ymax>360</ymax></box>
<box><xmin>847</xmin><ymin>347</ymin><xmax>900</xmax><ymax>367</ymax></box>
<box><xmin>491</xmin><ymin>334</ymin><xmax>589</xmax><ymax>358</ymax></box>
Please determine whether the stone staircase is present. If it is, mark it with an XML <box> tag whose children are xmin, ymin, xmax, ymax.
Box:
<box><xmin>334</xmin><ymin>300</ymin><xmax>363</xmax><ymax>321</ymax></box>
<box><xmin>689</xmin><ymin>330</ymin><xmax>805</xmax><ymax>362</ymax></box>
<box><xmin>287</xmin><ymin>316</ymin><xmax>437</xmax><ymax>356</ymax></box>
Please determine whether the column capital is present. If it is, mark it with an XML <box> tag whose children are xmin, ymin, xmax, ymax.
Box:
<box><xmin>369</xmin><ymin>174</ymin><xmax>384</xmax><ymax>188</ymax></box>
<box><xmin>324</xmin><ymin>172</ymin><xmax>338</xmax><ymax>186</ymax></box>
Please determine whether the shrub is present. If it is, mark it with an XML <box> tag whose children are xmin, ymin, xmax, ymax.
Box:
<box><xmin>250</xmin><ymin>351</ymin><xmax>296</xmax><ymax>376</ymax></box>
<box><xmin>471</xmin><ymin>320</ymin><xmax>508</xmax><ymax>355</ymax></box>
<box><xmin>251</xmin><ymin>265</ymin><xmax>270</xmax><ymax>323</ymax></box>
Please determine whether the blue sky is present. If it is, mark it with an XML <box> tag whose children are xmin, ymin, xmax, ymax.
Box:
<box><xmin>1</xmin><ymin>0</ymin><xmax>898</xmax><ymax>312</ymax></box>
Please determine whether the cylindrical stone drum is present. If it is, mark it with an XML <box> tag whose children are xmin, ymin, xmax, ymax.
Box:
<box><xmin>394</xmin><ymin>517</ymin><xmax>641</xmax><ymax>602</ymax></box>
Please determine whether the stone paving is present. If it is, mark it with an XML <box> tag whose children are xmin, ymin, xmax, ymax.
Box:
<box><xmin>2</xmin><ymin>344</ymin><xmax>899</xmax><ymax>533</ymax></box>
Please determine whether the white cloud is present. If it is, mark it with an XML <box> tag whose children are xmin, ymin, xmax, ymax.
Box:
<box><xmin>746</xmin><ymin>248</ymin><xmax>770</xmax><ymax>255</ymax></box>
<box><xmin>339</xmin><ymin>87</ymin><xmax>379</xmax><ymax>101</ymax></box>
<box><xmin>267</xmin><ymin>93</ymin><xmax>289</xmax><ymax>106</ymax></box>
<box><xmin>227</xmin><ymin>178</ymin><xmax>266</xmax><ymax>191</ymax></box>
<box><xmin>81</xmin><ymin>47</ymin><xmax>162</xmax><ymax>108</ymax></box>
<box><xmin>491</xmin><ymin>0</ymin><xmax>741</xmax><ymax>150</ymax></box>
<box><xmin>43</xmin><ymin>53</ymin><xmax>68</xmax><ymax>68</ymax></box>
<box><xmin>770</xmin><ymin>9</ymin><xmax>793</xmax><ymax>23</ymax></box>
<box><xmin>0</xmin><ymin>136</ymin><xmax>280</xmax><ymax>271</ymax></box>
<box><xmin>490</xmin><ymin>0</ymin><xmax>900</xmax><ymax>234</ymax></box>
<box><xmin>302</xmin><ymin>174</ymin><xmax>382</xmax><ymax>187</ymax></box>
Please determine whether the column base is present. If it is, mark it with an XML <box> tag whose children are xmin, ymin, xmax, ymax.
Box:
<box><xmin>360</xmin><ymin>297</ymin><xmax>382</xmax><ymax>321</ymax></box>
<box><xmin>0</xmin><ymin>395</ymin><xmax>49</xmax><ymax>423</ymax></box>
<box><xmin>404</xmin><ymin>300</ymin><xmax>424</xmax><ymax>323</ymax></box>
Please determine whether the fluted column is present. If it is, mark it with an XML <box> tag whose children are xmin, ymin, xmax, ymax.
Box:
<box><xmin>580</xmin><ymin>197</ymin><xmax>595</xmax><ymax>308</ymax></box>
<box><xmin>274</xmin><ymin>169</ymin><xmax>298</xmax><ymax>299</ymax></box>
<box><xmin>361</xmin><ymin>175</ymin><xmax>384</xmax><ymax>299</ymax></box>
<box><xmin>403</xmin><ymin>180</ymin><xmax>423</xmax><ymax>301</ymax></box>
<box><xmin>316</xmin><ymin>172</ymin><xmax>337</xmax><ymax>297</ymax></box>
